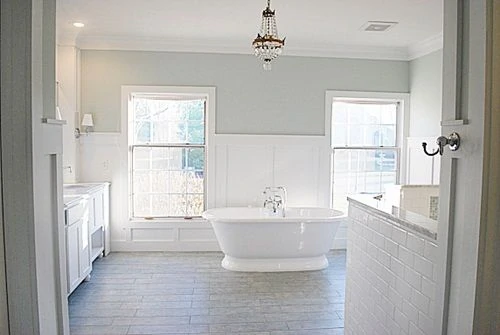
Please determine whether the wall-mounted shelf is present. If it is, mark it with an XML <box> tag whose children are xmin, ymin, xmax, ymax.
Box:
<box><xmin>42</xmin><ymin>118</ymin><xmax>67</xmax><ymax>125</ymax></box>
<box><xmin>440</xmin><ymin>119</ymin><xmax>468</xmax><ymax>126</ymax></box>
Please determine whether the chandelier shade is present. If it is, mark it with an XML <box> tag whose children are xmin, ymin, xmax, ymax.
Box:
<box><xmin>252</xmin><ymin>0</ymin><xmax>285</xmax><ymax>70</ymax></box>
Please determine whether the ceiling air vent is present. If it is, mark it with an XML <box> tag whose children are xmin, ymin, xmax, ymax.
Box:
<box><xmin>360</xmin><ymin>21</ymin><xmax>398</xmax><ymax>32</ymax></box>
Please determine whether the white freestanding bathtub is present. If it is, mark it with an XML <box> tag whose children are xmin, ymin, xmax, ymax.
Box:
<box><xmin>202</xmin><ymin>207</ymin><xmax>344</xmax><ymax>272</ymax></box>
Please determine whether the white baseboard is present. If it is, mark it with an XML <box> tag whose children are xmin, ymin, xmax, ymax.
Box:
<box><xmin>111</xmin><ymin>240</ymin><xmax>221</xmax><ymax>252</ymax></box>
<box><xmin>112</xmin><ymin>240</ymin><xmax>346</xmax><ymax>252</ymax></box>
<box><xmin>331</xmin><ymin>239</ymin><xmax>347</xmax><ymax>250</ymax></box>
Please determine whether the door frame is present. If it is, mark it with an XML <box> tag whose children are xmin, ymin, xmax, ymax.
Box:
<box><xmin>435</xmin><ymin>0</ymin><xmax>495</xmax><ymax>334</ymax></box>
<box><xmin>0</xmin><ymin>92</ymin><xmax>8</xmax><ymax>335</ymax></box>
<box><xmin>1</xmin><ymin>0</ymin><xmax>68</xmax><ymax>333</ymax></box>
<box><xmin>473</xmin><ymin>0</ymin><xmax>500</xmax><ymax>333</ymax></box>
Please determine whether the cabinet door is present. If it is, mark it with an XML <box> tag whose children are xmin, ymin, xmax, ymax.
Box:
<box><xmin>78</xmin><ymin>219</ymin><xmax>91</xmax><ymax>279</ymax></box>
<box><xmin>66</xmin><ymin>223</ymin><xmax>80</xmax><ymax>293</ymax></box>
<box><xmin>93</xmin><ymin>191</ymin><xmax>104</xmax><ymax>229</ymax></box>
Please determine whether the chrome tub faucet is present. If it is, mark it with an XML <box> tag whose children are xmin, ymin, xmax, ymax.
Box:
<box><xmin>263</xmin><ymin>186</ymin><xmax>287</xmax><ymax>217</ymax></box>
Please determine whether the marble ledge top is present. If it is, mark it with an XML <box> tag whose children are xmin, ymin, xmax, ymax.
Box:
<box><xmin>347</xmin><ymin>195</ymin><xmax>438</xmax><ymax>240</ymax></box>
<box><xmin>63</xmin><ymin>182</ymin><xmax>110</xmax><ymax>208</ymax></box>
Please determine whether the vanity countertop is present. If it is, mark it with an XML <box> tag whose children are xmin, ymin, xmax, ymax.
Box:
<box><xmin>63</xmin><ymin>182</ymin><xmax>109</xmax><ymax>208</ymax></box>
<box><xmin>347</xmin><ymin>195</ymin><xmax>437</xmax><ymax>240</ymax></box>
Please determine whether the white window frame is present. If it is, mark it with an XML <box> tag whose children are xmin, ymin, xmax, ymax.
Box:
<box><xmin>121</xmin><ymin>86</ymin><xmax>216</xmax><ymax>222</ymax></box>
<box><xmin>325</xmin><ymin>90</ymin><xmax>410</xmax><ymax>207</ymax></box>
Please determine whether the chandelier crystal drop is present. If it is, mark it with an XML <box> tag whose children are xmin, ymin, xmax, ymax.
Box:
<box><xmin>252</xmin><ymin>0</ymin><xmax>285</xmax><ymax>71</ymax></box>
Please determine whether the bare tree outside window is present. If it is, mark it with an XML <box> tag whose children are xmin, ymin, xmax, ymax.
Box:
<box><xmin>130</xmin><ymin>96</ymin><xmax>206</xmax><ymax>218</ymax></box>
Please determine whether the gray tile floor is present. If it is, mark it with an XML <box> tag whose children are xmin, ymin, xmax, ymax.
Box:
<box><xmin>69</xmin><ymin>251</ymin><xmax>346</xmax><ymax>335</ymax></box>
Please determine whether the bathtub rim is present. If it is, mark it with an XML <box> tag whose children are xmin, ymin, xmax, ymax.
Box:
<box><xmin>202</xmin><ymin>206</ymin><xmax>346</xmax><ymax>224</ymax></box>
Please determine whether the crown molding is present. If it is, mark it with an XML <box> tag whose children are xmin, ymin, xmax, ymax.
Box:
<box><xmin>71</xmin><ymin>34</ymin><xmax>411</xmax><ymax>61</ymax></box>
<box><xmin>407</xmin><ymin>33</ymin><xmax>443</xmax><ymax>60</ymax></box>
<box><xmin>76</xmin><ymin>35</ymin><xmax>252</xmax><ymax>55</ymax></box>
<box><xmin>57</xmin><ymin>32</ymin><xmax>78</xmax><ymax>46</ymax></box>
<box><xmin>285</xmin><ymin>44</ymin><xmax>409</xmax><ymax>61</ymax></box>
<box><xmin>64</xmin><ymin>33</ymin><xmax>443</xmax><ymax>61</ymax></box>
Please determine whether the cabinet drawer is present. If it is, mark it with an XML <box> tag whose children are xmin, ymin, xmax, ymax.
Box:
<box><xmin>66</xmin><ymin>201</ymin><xmax>84</xmax><ymax>225</ymax></box>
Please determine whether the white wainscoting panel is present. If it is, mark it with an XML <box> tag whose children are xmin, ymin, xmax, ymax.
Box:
<box><xmin>131</xmin><ymin>228</ymin><xmax>175</xmax><ymax>242</ymax></box>
<box><xmin>274</xmin><ymin>145</ymin><xmax>321</xmax><ymax>207</ymax></box>
<box><xmin>79</xmin><ymin>133</ymin><xmax>346</xmax><ymax>251</ymax></box>
<box><xmin>406</xmin><ymin>137</ymin><xmax>440</xmax><ymax>185</ymax></box>
<box><xmin>216</xmin><ymin>145</ymin><xmax>274</xmax><ymax>207</ymax></box>
<box><xmin>179</xmin><ymin>228</ymin><xmax>217</xmax><ymax>242</ymax></box>
<box><xmin>213</xmin><ymin>135</ymin><xmax>331</xmax><ymax>208</ymax></box>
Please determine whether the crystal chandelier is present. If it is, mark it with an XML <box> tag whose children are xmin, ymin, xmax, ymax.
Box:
<box><xmin>252</xmin><ymin>0</ymin><xmax>285</xmax><ymax>71</ymax></box>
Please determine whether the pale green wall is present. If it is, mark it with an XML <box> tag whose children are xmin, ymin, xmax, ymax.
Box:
<box><xmin>81</xmin><ymin>50</ymin><xmax>409</xmax><ymax>134</ymax></box>
<box><xmin>409</xmin><ymin>49</ymin><xmax>443</xmax><ymax>137</ymax></box>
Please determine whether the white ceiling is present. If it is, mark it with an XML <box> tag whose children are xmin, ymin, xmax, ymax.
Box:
<box><xmin>57</xmin><ymin>0</ymin><xmax>443</xmax><ymax>60</ymax></box>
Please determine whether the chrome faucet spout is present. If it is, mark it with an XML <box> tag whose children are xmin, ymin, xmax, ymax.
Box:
<box><xmin>276</xmin><ymin>186</ymin><xmax>287</xmax><ymax>217</ymax></box>
<box><xmin>262</xmin><ymin>186</ymin><xmax>287</xmax><ymax>217</ymax></box>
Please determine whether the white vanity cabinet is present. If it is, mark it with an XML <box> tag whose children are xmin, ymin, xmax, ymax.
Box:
<box><xmin>64</xmin><ymin>182</ymin><xmax>110</xmax><ymax>295</ymax></box>
<box><xmin>65</xmin><ymin>200</ymin><xmax>91</xmax><ymax>294</ymax></box>
<box><xmin>87</xmin><ymin>184</ymin><xmax>110</xmax><ymax>261</ymax></box>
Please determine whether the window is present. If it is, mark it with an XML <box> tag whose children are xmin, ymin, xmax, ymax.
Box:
<box><xmin>129</xmin><ymin>93</ymin><xmax>207</xmax><ymax>218</ymax></box>
<box><xmin>331</xmin><ymin>97</ymin><xmax>404</xmax><ymax>213</ymax></box>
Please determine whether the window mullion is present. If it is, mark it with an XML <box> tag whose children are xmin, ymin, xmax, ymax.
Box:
<box><xmin>149</xmin><ymin>147</ymin><xmax>153</xmax><ymax>217</ymax></box>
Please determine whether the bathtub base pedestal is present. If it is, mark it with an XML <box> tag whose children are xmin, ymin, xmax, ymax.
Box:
<box><xmin>221</xmin><ymin>255</ymin><xmax>329</xmax><ymax>272</ymax></box>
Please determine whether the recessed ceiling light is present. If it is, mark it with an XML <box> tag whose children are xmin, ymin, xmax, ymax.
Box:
<box><xmin>360</xmin><ymin>21</ymin><xmax>398</xmax><ymax>32</ymax></box>
<box><xmin>73</xmin><ymin>22</ymin><xmax>85</xmax><ymax>28</ymax></box>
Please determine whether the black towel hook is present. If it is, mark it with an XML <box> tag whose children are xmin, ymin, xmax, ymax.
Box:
<box><xmin>422</xmin><ymin>132</ymin><xmax>460</xmax><ymax>156</ymax></box>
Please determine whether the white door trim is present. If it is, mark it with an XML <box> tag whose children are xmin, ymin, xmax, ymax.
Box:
<box><xmin>473</xmin><ymin>0</ymin><xmax>500</xmax><ymax>332</ymax></box>
<box><xmin>436</xmin><ymin>0</ymin><xmax>488</xmax><ymax>334</ymax></box>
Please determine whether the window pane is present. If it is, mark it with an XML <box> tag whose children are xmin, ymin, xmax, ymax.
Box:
<box><xmin>133</xmin><ymin>171</ymin><xmax>150</xmax><ymax>193</ymax></box>
<box><xmin>375</xmin><ymin>149</ymin><xmax>397</xmax><ymax>171</ymax></box>
<box><xmin>169</xmin><ymin>148</ymin><xmax>184</xmax><ymax>170</ymax></box>
<box><xmin>133</xmin><ymin>147</ymin><xmax>151</xmax><ymax>170</ymax></box>
<box><xmin>365</xmin><ymin>125</ymin><xmax>382</xmax><ymax>146</ymax></box>
<box><xmin>187</xmin><ymin>171</ymin><xmax>204</xmax><ymax>193</ymax></box>
<box><xmin>187</xmin><ymin>121</ymin><xmax>205</xmax><ymax>144</ymax></box>
<box><xmin>332</xmin><ymin>100</ymin><xmax>398</xmax><ymax>147</ymax></box>
<box><xmin>380</xmin><ymin>105</ymin><xmax>397</xmax><ymax>123</ymax></box>
<box><xmin>331</xmin><ymin>126</ymin><xmax>347</xmax><ymax>147</ymax></box>
<box><xmin>151</xmin><ymin>195</ymin><xmax>170</xmax><ymax>216</ymax></box>
<box><xmin>134</xmin><ymin>121</ymin><xmax>151</xmax><ymax>143</ymax></box>
<box><xmin>151</xmin><ymin>153</ymin><xmax>169</xmax><ymax>170</ymax></box>
<box><xmin>170</xmin><ymin>171</ymin><xmax>187</xmax><ymax>194</ymax></box>
<box><xmin>170</xmin><ymin>195</ymin><xmax>187</xmax><ymax>216</ymax></box>
<box><xmin>187</xmin><ymin>194</ymin><xmax>204</xmax><ymax>216</ymax></box>
<box><xmin>332</xmin><ymin>104</ymin><xmax>348</xmax><ymax>123</ymax></box>
<box><xmin>185</xmin><ymin>148</ymin><xmax>204</xmax><ymax>170</ymax></box>
<box><xmin>133</xmin><ymin>194</ymin><xmax>150</xmax><ymax>217</ymax></box>
<box><xmin>332</xmin><ymin>148</ymin><xmax>398</xmax><ymax>213</ymax></box>
<box><xmin>379</xmin><ymin>125</ymin><xmax>396</xmax><ymax>146</ymax></box>
<box><xmin>131</xmin><ymin>146</ymin><xmax>205</xmax><ymax>217</ymax></box>
<box><xmin>151</xmin><ymin>171</ymin><xmax>169</xmax><ymax>193</ymax></box>
<box><xmin>333</xmin><ymin>149</ymin><xmax>349</xmax><ymax>171</ymax></box>
<box><xmin>347</xmin><ymin>105</ymin><xmax>364</xmax><ymax>124</ymax></box>
<box><xmin>132</xmin><ymin>98</ymin><xmax>205</xmax><ymax>144</ymax></box>
<box><xmin>348</xmin><ymin>125</ymin><xmax>363</xmax><ymax>146</ymax></box>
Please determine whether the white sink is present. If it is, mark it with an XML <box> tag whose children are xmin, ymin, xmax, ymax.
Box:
<box><xmin>63</xmin><ymin>183</ymin><xmax>101</xmax><ymax>196</ymax></box>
